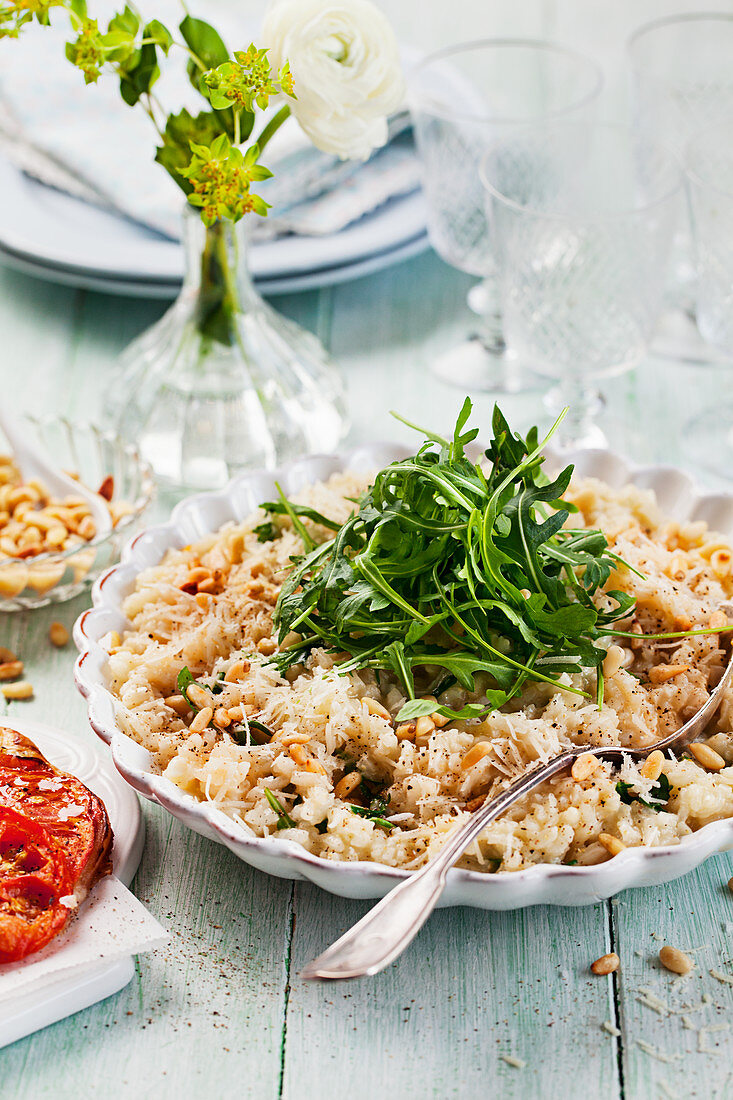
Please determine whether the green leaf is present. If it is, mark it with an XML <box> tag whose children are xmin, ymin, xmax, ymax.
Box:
<box><xmin>155</xmin><ymin>108</ymin><xmax>222</xmax><ymax>195</ymax></box>
<box><xmin>347</xmin><ymin>803</ymin><xmax>394</xmax><ymax>830</ymax></box>
<box><xmin>118</xmin><ymin>23</ymin><xmax>159</xmax><ymax>106</ymax></box>
<box><xmin>176</xmin><ymin>666</ymin><xmax>197</xmax><ymax>708</ymax></box>
<box><xmin>264</xmin><ymin>788</ymin><xmax>296</xmax><ymax>830</ymax></box>
<box><xmin>179</xmin><ymin>14</ymin><xmax>228</xmax><ymax>70</ymax></box>
<box><xmin>146</xmin><ymin>18</ymin><xmax>172</xmax><ymax>54</ymax></box>
<box><xmin>616</xmin><ymin>773</ymin><xmax>672</xmax><ymax>812</ymax></box>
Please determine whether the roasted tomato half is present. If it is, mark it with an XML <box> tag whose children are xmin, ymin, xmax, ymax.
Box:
<box><xmin>0</xmin><ymin>807</ymin><xmax>72</xmax><ymax>963</ymax></box>
<box><xmin>0</xmin><ymin>730</ymin><xmax>112</xmax><ymax>893</ymax></box>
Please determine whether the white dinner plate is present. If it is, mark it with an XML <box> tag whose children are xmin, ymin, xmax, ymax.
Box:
<box><xmin>0</xmin><ymin>231</ymin><xmax>430</xmax><ymax>299</ymax></box>
<box><xmin>0</xmin><ymin>717</ymin><xmax>144</xmax><ymax>1047</ymax></box>
<box><xmin>73</xmin><ymin>444</ymin><xmax>733</xmax><ymax>910</ymax></box>
<box><xmin>0</xmin><ymin>157</ymin><xmax>428</xmax><ymax>288</ymax></box>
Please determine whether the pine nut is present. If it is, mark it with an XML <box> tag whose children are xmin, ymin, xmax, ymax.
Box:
<box><xmin>334</xmin><ymin>772</ymin><xmax>362</xmax><ymax>799</ymax></box>
<box><xmin>649</xmin><ymin>664</ymin><xmax>690</xmax><ymax>684</ymax></box>
<box><xmin>48</xmin><ymin>621</ymin><xmax>69</xmax><ymax>648</ymax></box>
<box><xmin>395</xmin><ymin>722</ymin><xmax>416</xmax><ymax>741</ymax></box>
<box><xmin>460</xmin><ymin>743</ymin><xmax>493</xmax><ymax>772</ymax></box>
<box><xmin>186</xmin><ymin>683</ymin><xmax>212</xmax><ymax>709</ymax></box>
<box><xmin>213</xmin><ymin>707</ymin><xmax>232</xmax><ymax>729</ymax></box>
<box><xmin>304</xmin><ymin>759</ymin><xmax>327</xmax><ymax>775</ymax></box>
<box><xmin>598</xmin><ymin>833</ymin><xmax>626</xmax><ymax>857</ymax></box>
<box><xmin>1</xmin><ymin>681</ymin><xmax>33</xmax><ymax>700</ymax></box>
<box><xmin>77</xmin><ymin>516</ymin><xmax>97</xmax><ymax>541</ymax></box>
<box><xmin>688</xmin><ymin>742</ymin><xmax>726</xmax><ymax>771</ymax></box>
<box><xmin>602</xmin><ymin>645</ymin><xmax>625</xmax><ymax>679</ymax></box>
<box><xmin>630</xmin><ymin>622</ymin><xmax>644</xmax><ymax>649</ymax></box>
<box><xmin>0</xmin><ymin>647</ymin><xmax>16</xmax><ymax>663</ymax></box>
<box><xmin>226</xmin><ymin>705</ymin><xmax>244</xmax><ymax>722</ymax></box>
<box><xmin>189</xmin><ymin>706</ymin><xmax>213</xmax><ymax>733</ymax></box>
<box><xmin>591</xmin><ymin>953</ymin><xmax>620</xmax><ymax>976</ymax></box>
<box><xmin>164</xmin><ymin>694</ymin><xmax>190</xmax><ymax>717</ymax></box>
<box><xmin>257</xmin><ymin>638</ymin><xmax>277</xmax><ymax>656</ymax></box>
<box><xmin>673</xmin><ymin>614</ymin><xmax>692</xmax><ymax>632</ymax></box>
<box><xmin>571</xmin><ymin>753</ymin><xmax>600</xmax><ymax>781</ymax></box>
<box><xmin>659</xmin><ymin>945</ymin><xmax>694</xmax><ymax>975</ymax></box>
<box><xmin>415</xmin><ymin>715</ymin><xmax>436</xmax><ymax>738</ymax></box>
<box><xmin>465</xmin><ymin>794</ymin><xmax>487</xmax><ymax>812</ymax></box>
<box><xmin>641</xmin><ymin>750</ymin><xmax>665</xmax><ymax>782</ymax></box>
<box><xmin>281</xmin><ymin>732</ymin><xmax>311</xmax><ymax>746</ymax></box>
<box><xmin>709</xmin><ymin>609</ymin><xmax>728</xmax><ymax>631</ymax></box>
<box><xmin>289</xmin><ymin>744</ymin><xmax>308</xmax><ymax>766</ymax></box>
<box><xmin>431</xmin><ymin>712</ymin><xmax>450</xmax><ymax>728</ymax></box>
<box><xmin>363</xmin><ymin>697</ymin><xmax>392</xmax><ymax>723</ymax></box>
<box><xmin>711</xmin><ymin>548</ymin><xmax>732</xmax><ymax>578</ymax></box>
<box><xmin>225</xmin><ymin>659</ymin><xmax>250</xmax><ymax>683</ymax></box>
<box><xmin>0</xmin><ymin>660</ymin><xmax>23</xmax><ymax>681</ymax></box>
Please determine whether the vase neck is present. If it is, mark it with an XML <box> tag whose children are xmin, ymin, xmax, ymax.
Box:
<box><xmin>182</xmin><ymin>211</ymin><xmax>259</xmax><ymax>342</ymax></box>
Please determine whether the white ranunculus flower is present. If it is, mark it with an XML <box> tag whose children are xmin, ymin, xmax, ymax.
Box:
<box><xmin>262</xmin><ymin>0</ymin><xmax>405</xmax><ymax>161</ymax></box>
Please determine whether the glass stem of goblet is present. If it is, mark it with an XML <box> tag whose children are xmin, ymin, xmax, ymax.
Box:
<box><xmin>466</xmin><ymin>273</ymin><xmax>506</xmax><ymax>355</ymax></box>
<box><xmin>543</xmin><ymin>377</ymin><xmax>607</xmax><ymax>449</ymax></box>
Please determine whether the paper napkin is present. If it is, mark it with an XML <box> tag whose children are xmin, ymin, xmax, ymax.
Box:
<box><xmin>0</xmin><ymin>876</ymin><xmax>168</xmax><ymax>1004</ymax></box>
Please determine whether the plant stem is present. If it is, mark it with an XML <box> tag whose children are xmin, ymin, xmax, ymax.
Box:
<box><xmin>256</xmin><ymin>104</ymin><xmax>291</xmax><ymax>152</ymax></box>
<box><xmin>234</xmin><ymin>109</ymin><xmax>241</xmax><ymax>146</ymax></box>
<box><xmin>196</xmin><ymin>221</ymin><xmax>240</xmax><ymax>346</ymax></box>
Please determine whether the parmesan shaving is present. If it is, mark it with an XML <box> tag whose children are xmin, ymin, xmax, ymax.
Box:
<box><xmin>637</xmin><ymin>987</ymin><xmax>670</xmax><ymax>1016</ymax></box>
<box><xmin>636</xmin><ymin>1041</ymin><xmax>683</xmax><ymax>1064</ymax></box>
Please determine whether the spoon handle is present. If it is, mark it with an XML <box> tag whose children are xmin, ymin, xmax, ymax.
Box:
<box><xmin>301</xmin><ymin>748</ymin><xmax>580</xmax><ymax>981</ymax></box>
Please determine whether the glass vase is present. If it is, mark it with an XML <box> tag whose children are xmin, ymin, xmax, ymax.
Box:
<box><xmin>105</xmin><ymin>208</ymin><xmax>349</xmax><ymax>491</ymax></box>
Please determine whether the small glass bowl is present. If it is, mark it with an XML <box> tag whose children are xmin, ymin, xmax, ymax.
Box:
<box><xmin>0</xmin><ymin>416</ymin><xmax>155</xmax><ymax>611</ymax></box>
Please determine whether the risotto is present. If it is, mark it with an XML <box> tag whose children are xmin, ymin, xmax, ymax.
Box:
<box><xmin>105</xmin><ymin>472</ymin><xmax>733</xmax><ymax>873</ymax></box>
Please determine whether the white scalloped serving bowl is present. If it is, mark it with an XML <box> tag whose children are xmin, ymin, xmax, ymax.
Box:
<box><xmin>73</xmin><ymin>444</ymin><xmax>733</xmax><ymax>910</ymax></box>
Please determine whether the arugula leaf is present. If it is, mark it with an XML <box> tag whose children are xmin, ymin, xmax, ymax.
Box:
<box><xmin>268</xmin><ymin>401</ymin><xmax>643</xmax><ymax>714</ymax></box>
<box><xmin>348</xmin><ymin>799</ymin><xmax>395</xmax><ymax>830</ymax></box>
<box><xmin>258</xmin><ymin>499</ymin><xmax>342</xmax><ymax>532</ymax></box>
<box><xmin>616</xmin><ymin>773</ymin><xmax>672</xmax><ymax>812</ymax></box>
<box><xmin>177</xmin><ymin>666</ymin><xmax>197</xmax><ymax>707</ymax></box>
<box><xmin>264</xmin><ymin>788</ymin><xmax>296</xmax><ymax>830</ymax></box>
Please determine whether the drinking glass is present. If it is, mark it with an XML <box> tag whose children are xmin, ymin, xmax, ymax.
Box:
<box><xmin>407</xmin><ymin>39</ymin><xmax>603</xmax><ymax>393</ymax></box>
<box><xmin>628</xmin><ymin>13</ymin><xmax>733</xmax><ymax>316</ymax></box>
<box><xmin>681</xmin><ymin>120</ymin><xmax>733</xmax><ymax>476</ymax></box>
<box><xmin>480</xmin><ymin>123</ymin><xmax>682</xmax><ymax>448</ymax></box>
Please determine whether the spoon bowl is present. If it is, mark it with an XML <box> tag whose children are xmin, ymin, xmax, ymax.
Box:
<box><xmin>0</xmin><ymin>405</ymin><xmax>112</xmax><ymax>537</ymax></box>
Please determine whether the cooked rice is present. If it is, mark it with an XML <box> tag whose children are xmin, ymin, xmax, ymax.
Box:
<box><xmin>105</xmin><ymin>473</ymin><xmax>733</xmax><ymax>872</ymax></box>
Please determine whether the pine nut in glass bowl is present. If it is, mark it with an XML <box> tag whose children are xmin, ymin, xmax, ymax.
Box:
<box><xmin>0</xmin><ymin>416</ymin><xmax>154</xmax><ymax>611</ymax></box>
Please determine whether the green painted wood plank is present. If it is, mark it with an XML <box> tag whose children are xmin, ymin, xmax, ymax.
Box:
<box><xmin>612</xmin><ymin>853</ymin><xmax>733</xmax><ymax>1100</ymax></box>
<box><xmin>282</xmin><ymin>885</ymin><xmax>621</xmax><ymax>1100</ymax></box>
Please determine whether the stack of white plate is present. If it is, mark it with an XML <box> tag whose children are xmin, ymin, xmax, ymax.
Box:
<box><xmin>0</xmin><ymin>157</ymin><xmax>429</xmax><ymax>298</ymax></box>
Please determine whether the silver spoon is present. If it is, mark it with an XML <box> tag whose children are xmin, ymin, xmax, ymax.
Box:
<box><xmin>301</xmin><ymin>648</ymin><xmax>733</xmax><ymax>981</ymax></box>
<box><xmin>0</xmin><ymin>405</ymin><xmax>111</xmax><ymax>537</ymax></box>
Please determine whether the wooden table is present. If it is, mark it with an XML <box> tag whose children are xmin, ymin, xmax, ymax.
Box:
<box><xmin>0</xmin><ymin>249</ymin><xmax>732</xmax><ymax>1100</ymax></box>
